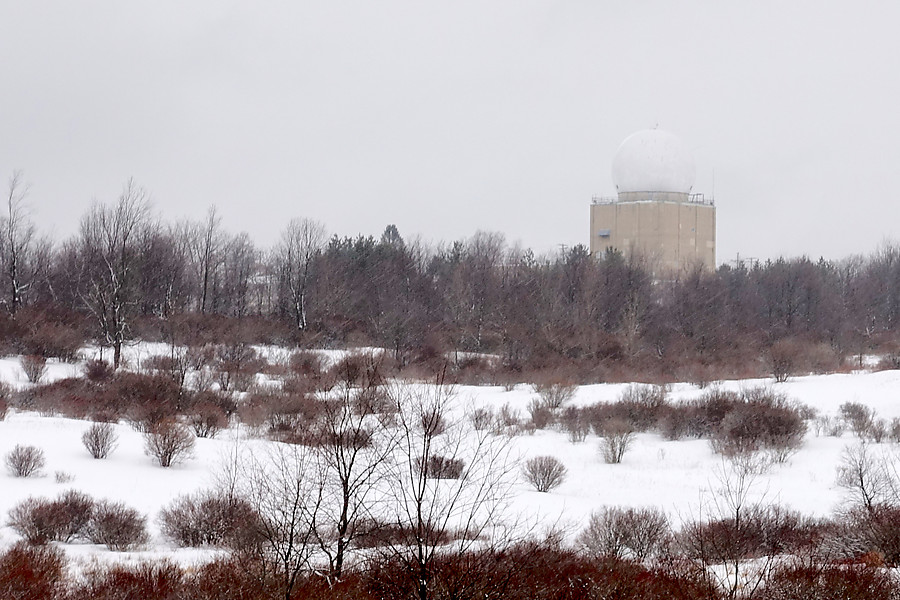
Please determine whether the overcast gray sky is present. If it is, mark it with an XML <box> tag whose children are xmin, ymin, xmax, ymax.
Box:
<box><xmin>2</xmin><ymin>1</ymin><xmax>899</xmax><ymax>263</ymax></box>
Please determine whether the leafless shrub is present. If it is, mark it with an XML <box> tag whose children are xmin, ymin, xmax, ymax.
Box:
<box><xmin>599</xmin><ymin>419</ymin><xmax>634</xmax><ymax>464</ymax></box>
<box><xmin>495</xmin><ymin>403</ymin><xmax>521</xmax><ymax>434</ymax></box>
<box><xmin>0</xmin><ymin>540</ymin><xmax>68</xmax><ymax>597</ymax></box>
<box><xmin>143</xmin><ymin>421</ymin><xmax>195</xmax><ymax>467</ymax></box>
<box><xmin>54</xmin><ymin>471</ymin><xmax>73</xmax><ymax>484</ymax></box>
<box><xmin>159</xmin><ymin>490</ymin><xmax>259</xmax><ymax>548</ymax></box>
<box><xmin>417</xmin><ymin>454</ymin><xmax>465</xmax><ymax>479</ymax></box>
<box><xmin>86</xmin><ymin>500</ymin><xmax>149</xmax><ymax>551</ymax></box>
<box><xmin>468</xmin><ymin>407</ymin><xmax>494</xmax><ymax>431</ymax></box>
<box><xmin>214</xmin><ymin>343</ymin><xmax>263</xmax><ymax>392</ymax></box>
<box><xmin>82</xmin><ymin>422</ymin><xmax>118</xmax><ymax>459</ymax></box>
<box><xmin>868</xmin><ymin>418</ymin><xmax>888</xmax><ymax>443</ymax></box>
<box><xmin>419</xmin><ymin>404</ymin><xmax>448</xmax><ymax>436</ymax></box>
<box><xmin>814</xmin><ymin>415</ymin><xmax>845</xmax><ymax>437</ymax></box>
<box><xmin>760</xmin><ymin>561</ymin><xmax>899</xmax><ymax>600</ymax></box>
<box><xmin>578</xmin><ymin>506</ymin><xmax>670</xmax><ymax>561</ymax></box>
<box><xmin>20</xmin><ymin>354</ymin><xmax>47</xmax><ymax>384</ymax></box>
<box><xmin>0</xmin><ymin>397</ymin><xmax>7</xmax><ymax>421</ymax></box>
<box><xmin>841</xmin><ymin>401</ymin><xmax>877</xmax><ymax>439</ymax></box>
<box><xmin>770</xmin><ymin>338</ymin><xmax>800</xmax><ymax>382</ymax></box>
<box><xmin>527</xmin><ymin>398</ymin><xmax>553</xmax><ymax>429</ymax></box>
<box><xmin>617</xmin><ymin>383</ymin><xmax>668</xmax><ymax>431</ymax></box>
<box><xmin>5</xmin><ymin>444</ymin><xmax>45</xmax><ymax>477</ymax></box>
<box><xmin>530</xmin><ymin>377</ymin><xmax>576</xmax><ymax>410</ymax></box>
<box><xmin>522</xmin><ymin>456</ymin><xmax>567</xmax><ymax>493</ymax></box>
<box><xmin>188</xmin><ymin>401</ymin><xmax>228</xmax><ymax>438</ymax></box>
<box><xmin>561</xmin><ymin>407</ymin><xmax>590</xmax><ymax>443</ymax></box>
<box><xmin>709</xmin><ymin>389</ymin><xmax>806</xmax><ymax>458</ymax></box>
<box><xmin>7</xmin><ymin>491</ymin><xmax>96</xmax><ymax>544</ymax></box>
<box><xmin>82</xmin><ymin>359</ymin><xmax>114</xmax><ymax>383</ymax></box>
<box><xmin>890</xmin><ymin>418</ymin><xmax>900</xmax><ymax>444</ymax></box>
<box><xmin>836</xmin><ymin>442</ymin><xmax>891</xmax><ymax>512</ymax></box>
<box><xmin>7</xmin><ymin>498</ymin><xmax>58</xmax><ymax>545</ymax></box>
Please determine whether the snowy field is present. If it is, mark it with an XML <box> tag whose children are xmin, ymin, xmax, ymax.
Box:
<box><xmin>1</xmin><ymin>344</ymin><xmax>898</xmax><ymax>571</ymax></box>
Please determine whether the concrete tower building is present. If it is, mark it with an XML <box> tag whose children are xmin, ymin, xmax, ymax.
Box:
<box><xmin>589</xmin><ymin>129</ymin><xmax>716</xmax><ymax>273</ymax></box>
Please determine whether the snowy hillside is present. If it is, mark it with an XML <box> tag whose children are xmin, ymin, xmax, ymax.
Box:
<box><xmin>1</xmin><ymin>346</ymin><xmax>899</xmax><ymax>572</ymax></box>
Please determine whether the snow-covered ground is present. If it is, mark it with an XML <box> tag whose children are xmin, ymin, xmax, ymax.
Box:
<box><xmin>1</xmin><ymin>345</ymin><xmax>899</xmax><ymax>569</ymax></box>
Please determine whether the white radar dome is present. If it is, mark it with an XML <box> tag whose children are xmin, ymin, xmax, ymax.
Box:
<box><xmin>611</xmin><ymin>129</ymin><xmax>695</xmax><ymax>194</ymax></box>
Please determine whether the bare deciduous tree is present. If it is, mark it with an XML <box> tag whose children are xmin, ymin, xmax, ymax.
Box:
<box><xmin>380</xmin><ymin>379</ymin><xmax>515</xmax><ymax>600</ymax></box>
<box><xmin>1</xmin><ymin>171</ymin><xmax>48</xmax><ymax>315</ymax></box>
<box><xmin>189</xmin><ymin>205</ymin><xmax>224</xmax><ymax>314</ymax></box>
<box><xmin>837</xmin><ymin>442</ymin><xmax>891</xmax><ymax>513</ymax></box>
<box><xmin>311</xmin><ymin>363</ymin><xmax>394</xmax><ymax>583</ymax></box>
<box><xmin>78</xmin><ymin>179</ymin><xmax>152</xmax><ymax>368</ymax></box>
<box><xmin>275</xmin><ymin>218</ymin><xmax>325</xmax><ymax>331</ymax></box>
<box><xmin>224</xmin><ymin>442</ymin><xmax>324</xmax><ymax>600</ymax></box>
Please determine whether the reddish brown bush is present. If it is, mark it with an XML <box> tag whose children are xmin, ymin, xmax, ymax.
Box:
<box><xmin>710</xmin><ymin>391</ymin><xmax>806</xmax><ymax>458</ymax></box>
<box><xmin>12</xmin><ymin>376</ymin><xmax>119</xmax><ymax>420</ymax></box>
<box><xmin>83</xmin><ymin>358</ymin><xmax>114</xmax><ymax>382</ymax></box>
<box><xmin>680</xmin><ymin>505</ymin><xmax>823</xmax><ymax>563</ymax></box>
<box><xmin>143</xmin><ymin>420</ymin><xmax>195</xmax><ymax>467</ymax></box>
<box><xmin>0</xmin><ymin>396</ymin><xmax>7</xmax><ymax>421</ymax></box>
<box><xmin>329</xmin><ymin>351</ymin><xmax>386</xmax><ymax>389</ymax></box>
<box><xmin>86</xmin><ymin>500</ymin><xmax>149</xmax><ymax>551</ymax></box>
<box><xmin>113</xmin><ymin>372</ymin><xmax>183</xmax><ymax>432</ymax></box>
<box><xmin>185</xmin><ymin>557</ymin><xmax>274</xmax><ymax>600</ymax></box>
<box><xmin>8</xmin><ymin>491</ymin><xmax>96</xmax><ymax>545</ymax></box>
<box><xmin>214</xmin><ymin>343</ymin><xmax>264</xmax><ymax>392</ymax></box>
<box><xmin>159</xmin><ymin>491</ymin><xmax>259</xmax><ymax>548</ymax></box>
<box><xmin>527</xmin><ymin>398</ymin><xmax>554</xmax><ymax>429</ymax></box>
<box><xmin>755</xmin><ymin>562</ymin><xmax>899</xmax><ymax>600</ymax></box>
<box><xmin>187</xmin><ymin>401</ymin><xmax>228</xmax><ymax>438</ymax></box>
<box><xmin>68</xmin><ymin>561</ymin><xmax>184</xmax><ymax>600</ymax></box>
<box><xmin>19</xmin><ymin>311</ymin><xmax>85</xmax><ymax>361</ymax></box>
<box><xmin>0</xmin><ymin>542</ymin><xmax>67</xmax><ymax>600</ymax></box>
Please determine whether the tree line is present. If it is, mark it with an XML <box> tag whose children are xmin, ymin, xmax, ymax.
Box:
<box><xmin>3</xmin><ymin>173</ymin><xmax>900</xmax><ymax>379</ymax></box>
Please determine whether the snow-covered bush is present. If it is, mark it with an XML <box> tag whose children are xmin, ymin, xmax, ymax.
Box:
<box><xmin>5</xmin><ymin>444</ymin><xmax>45</xmax><ymax>477</ymax></box>
<box><xmin>86</xmin><ymin>500</ymin><xmax>149</xmax><ymax>551</ymax></box>
<box><xmin>82</xmin><ymin>422</ymin><xmax>118</xmax><ymax>459</ymax></box>
<box><xmin>143</xmin><ymin>421</ymin><xmax>195</xmax><ymax>467</ymax></box>
<box><xmin>522</xmin><ymin>456</ymin><xmax>567</xmax><ymax>493</ymax></box>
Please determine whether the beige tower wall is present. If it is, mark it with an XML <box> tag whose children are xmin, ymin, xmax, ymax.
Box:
<box><xmin>590</xmin><ymin>199</ymin><xmax>715</xmax><ymax>273</ymax></box>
